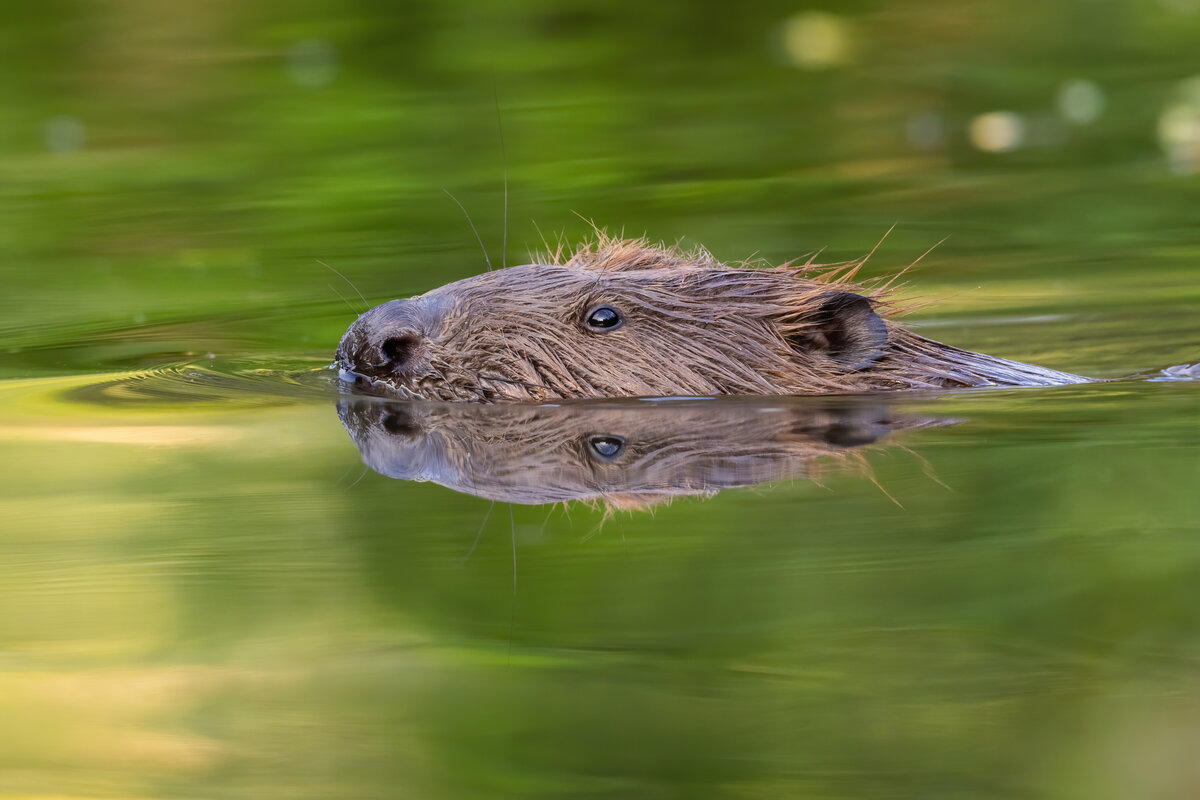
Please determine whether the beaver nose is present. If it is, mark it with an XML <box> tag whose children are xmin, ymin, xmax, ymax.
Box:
<box><xmin>378</xmin><ymin>331</ymin><xmax>422</xmax><ymax>376</ymax></box>
<box><xmin>338</xmin><ymin>297</ymin><xmax>440</xmax><ymax>383</ymax></box>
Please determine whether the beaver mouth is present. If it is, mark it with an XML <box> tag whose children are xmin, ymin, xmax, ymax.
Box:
<box><xmin>335</xmin><ymin>363</ymin><xmax>513</xmax><ymax>402</ymax></box>
<box><xmin>337</xmin><ymin>366</ymin><xmax>438</xmax><ymax>400</ymax></box>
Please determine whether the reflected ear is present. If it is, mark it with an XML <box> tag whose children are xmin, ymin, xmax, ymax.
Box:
<box><xmin>790</xmin><ymin>403</ymin><xmax>893</xmax><ymax>448</ymax></box>
<box><xmin>787</xmin><ymin>292</ymin><xmax>889</xmax><ymax>371</ymax></box>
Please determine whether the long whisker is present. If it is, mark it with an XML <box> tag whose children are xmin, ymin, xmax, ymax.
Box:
<box><xmin>494</xmin><ymin>89</ymin><xmax>508</xmax><ymax>270</ymax></box>
<box><xmin>508</xmin><ymin>503</ymin><xmax>517</xmax><ymax>666</ymax></box>
<box><xmin>443</xmin><ymin>188</ymin><xmax>493</xmax><ymax>272</ymax></box>
<box><xmin>457</xmin><ymin>499</ymin><xmax>495</xmax><ymax>567</ymax></box>
<box><xmin>327</xmin><ymin>283</ymin><xmax>360</xmax><ymax>315</ymax></box>
<box><xmin>318</xmin><ymin>259</ymin><xmax>369</xmax><ymax>311</ymax></box>
<box><xmin>509</xmin><ymin>504</ymin><xmax>517</xmax><ymax>593</ymax></box>
<box><xmin>345</xmin><ymin>465</ymin><xmax>370</xmax><ymax>489</ymax></box>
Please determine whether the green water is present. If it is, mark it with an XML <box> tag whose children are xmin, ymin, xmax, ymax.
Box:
<box><xmin>2</xmin><ymin>2</ymin><xmax>1199</xmax><ymax>798</ymax></box>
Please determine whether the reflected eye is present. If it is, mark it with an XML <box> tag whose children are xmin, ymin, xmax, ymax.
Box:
<box><xmin>587</xmin><ymin>434</ymin><xmax>625</xmax><ymax>461</ymax></box>
<box><xmin>585</xmin><ymin>305</ymin><xmax>623</xmax><ymax>331</ymax></box>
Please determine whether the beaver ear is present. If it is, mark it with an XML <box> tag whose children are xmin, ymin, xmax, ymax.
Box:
<box><xmin>787</xmin><ymin>292</ymin><xmax>888</xmax><ymax>371</ymax></box>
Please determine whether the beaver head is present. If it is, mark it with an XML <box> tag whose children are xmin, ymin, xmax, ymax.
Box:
<box><xmin>335</xmin><ymin>236</ymin><xmax>1085</xmax><ymax>401</ymax></box>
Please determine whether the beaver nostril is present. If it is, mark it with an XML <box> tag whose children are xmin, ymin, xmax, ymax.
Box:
<box><xmin>381</xmin><ymin>335</ymin><xmax>419</xmax><ymax>370</ymax></box>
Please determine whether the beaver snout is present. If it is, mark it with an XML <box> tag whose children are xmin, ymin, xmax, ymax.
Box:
<box><xmin>336</xmin><ymin>298</ymin><xmax>434</xmax><ymax>384</ymax></box>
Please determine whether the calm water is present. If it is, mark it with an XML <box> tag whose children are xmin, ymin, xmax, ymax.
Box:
<box><xmin>2</xmin><ymin>2</ymin><xmax>1200</xmax><ymax>798</ymax></box>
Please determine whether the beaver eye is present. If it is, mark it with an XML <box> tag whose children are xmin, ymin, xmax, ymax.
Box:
<box><xmin>587</xmin><ymin>434</ymin><xmax>625</xmax><ymax>461</ymax></box>
<box><xmin>585</xmin><ymin>305</ymin><xmax>623</xmax><ymax>331</ymax></box>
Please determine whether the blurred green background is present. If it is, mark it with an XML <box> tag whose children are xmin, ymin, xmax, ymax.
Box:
<box><xmin>1</xmin><ymin>1</ymin><xmax>1199</xmax><ymax>798</ymax></box>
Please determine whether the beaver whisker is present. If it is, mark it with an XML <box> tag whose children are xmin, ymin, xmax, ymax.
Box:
<box><xmin>494</xmin><ymin>91</ymin><xmax>508</xmax><ymax>271</ymax></box>
<box><xmin>318</xmin><ymin>259</ymin><xmax>369</xmax><ymax>312</ymax></box>
<box><xmin>327</xmin><ymin>283</ymin><xmax>363</xmax><ymax>316</ymax></box>
<box><xmin>442</xmin><ymin>188</ymin><xmax>493</xmax><ymax>273</ymax></box>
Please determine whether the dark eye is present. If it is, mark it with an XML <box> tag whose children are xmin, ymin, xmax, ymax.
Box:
<box><xmin>587</xmin><ymin>434</ymin><xmax>625</xmax><ymax>461</ymax></box>
<box><xmin>585</xmin><ymin>305</ymin><xmax>623</xmax><ymax>331</ymax></box>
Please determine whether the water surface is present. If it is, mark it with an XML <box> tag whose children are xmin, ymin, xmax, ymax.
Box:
<box><xmin>2</xmin><ymin>2</ymin><xmax>1199</xmax><ymax>798</ymax></box>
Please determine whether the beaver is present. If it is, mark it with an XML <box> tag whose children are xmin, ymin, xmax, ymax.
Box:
<box><xmin>336</xmin><ymin>395</ymin><xmax>944</xmax><ymax>508</ymax></box>
<box><xmin>334</xmin><ymin>236</ymin><xmax>1089</xmax><ymax>402</ymax></box>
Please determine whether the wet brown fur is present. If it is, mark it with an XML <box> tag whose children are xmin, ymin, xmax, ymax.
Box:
<box><xmin>335</xmin><ymin>235</ymin><xmax>1087</xmax><ymax>402</ymax></box>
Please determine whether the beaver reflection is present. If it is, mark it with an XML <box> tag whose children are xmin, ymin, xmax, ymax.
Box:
<box><xmin>336</xmin><ymin>397</ymin><xmax>944</xmax><ymax>509</ymax></box>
